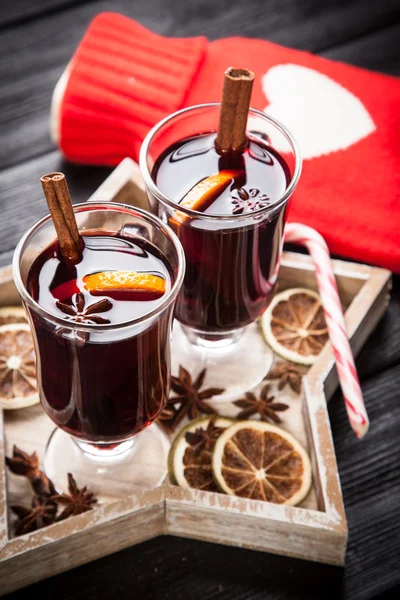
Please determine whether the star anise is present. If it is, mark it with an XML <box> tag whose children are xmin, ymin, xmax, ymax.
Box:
<box><xmin>56</xmin><ymin>292</ymin><xmax>112</xmax><ymax>325</ymax></box>
<box><xmin>6</xmin><ymin>445</ymin><xmax>57</xmax><ymax>497</ymax></box>
<box><xmin>52</xmin><ymin>473</ymin><xmax>97</xmax><ymax>520</ymax></box>
<box><xmin>234</xmin><ymin>384</ymin><xmax>289</xmax><ymax>424</ymax></box>
<box><xmin>11</xmin><ymin>496</ymin><xmax>57</xmax><ymax>536</ymax></box>
<box><xmin>158</xmin><ymin>366</ymin><xmax>224</xmax><ymax>432</ymax></box>
<box><xmin>157</xmin><ymin>404</ymin><xmax>180</xmax><ymax>435</ymax></box>
<box><xmin>185</xmin><ymin>417</ymin><xmax>225</xmax><ymax>455</ymax></box>
<box><xmin>230</xmin><ymin>187</ymin><xmax>270</xmax><ymax>214</ymax></box>
<box><xmin>265</xmin><ymin>361</ymin><xmax>308</xmax><ymax>395</ymax></box>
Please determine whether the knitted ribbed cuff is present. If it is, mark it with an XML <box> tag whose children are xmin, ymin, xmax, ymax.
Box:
<box><xmin>53</xmin><ymin>13</ymin><xmax>207</xmax><ymax>165</ymax></box>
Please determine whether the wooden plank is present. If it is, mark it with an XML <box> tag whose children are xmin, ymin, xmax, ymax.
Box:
<box><xmin>0</xmin><ymin>503</ymin><xmax>166</xmax><ymax>596</ymax></box>
<box><xmin>0</xmin><ymin>1</ymin><xmax>399</xmax><ymax>170</ymax></box>
<box><xmin>166</xmin><ymin>500</ymin><xmax>346</xmax><ymax>566</ymax></box>
<box><xmin>329</xmin><ymin>364</ymin><xmax>400</xmax><ymax>599</ymax></box>
<box><xmin>356</xmin><ymin>279</ymin><xmax>400</xmax><ymax>378</ymax></box>
<box><xmin>0</xmin><ymin>0</ymin><xmax>84</xmax><ymax>29</ymax></box>
<box><xmin>1</xmin><ymin>533</ymin><xmax>346</xmax><ymax>600</ymax></box>
<box><xmin>323</xmin><ymin>22</ymin><xmax>400</xmax><ymax>74</ymax></box>
<box><xmin>2</xmin><ymin>0</ymin><xmax>399</xmax><ymax>45</ymax></box>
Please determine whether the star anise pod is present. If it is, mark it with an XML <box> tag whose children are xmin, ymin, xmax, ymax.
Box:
<box><xmin>157</xmin><ymin>404</ymin><xmax>180</xmax><ymax>434</ymax></box>
<box><xmin>185</xmin><ymin>417</ymin><xmax>225</xmax><ymax>455</ymax></box>
<box><xmin>158</xmin><ymin>366</ymin><xmax>224</xmax><ymax>432</ymax></box>
<box><xmin>265</xmin><ymin>361</ymin><xmax>308</xmax><ymax>395</ymax></box>
<box><xmin>6</xmin><ymin>445</ymin><xmax>57</xmax><ymax>497</ymax></box>
<box><xmin>56</xmin><ymin>293</ymin><xmax>112</xmax><ymax>325</ymax></box>
<box><xmin>230</xmin><ymin>187</ymin><xmax>270</xmax><ymax>214</ymax></box>
<box><xmin>11</xmin><ymin>496</ymin><xmax>57</xmax><ymax>536</ymax></box>
<box><xmin>6</xmin><ymin>445</ymin><xmax>39</xmax><ymax>478</ymax></box>
<box><xmin>52</xmin><ymin>473</ymin><xmax>97</xmax><ymax>520</ymax></box>
<box><xmin>234</xmin><ymin>384</ymin><xmax>289</xmax><ymax>424</ymax></box>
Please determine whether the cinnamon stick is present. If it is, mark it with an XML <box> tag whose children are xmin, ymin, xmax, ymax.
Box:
<box><xmin>215</xmin><ymin>67</ymin><xmax>255</xmax><ymax>154</ymax></box>
<box><xmin>40</xmin><ymin>172</ymin><xmax>83</xmax><ymax>263</ymax></box>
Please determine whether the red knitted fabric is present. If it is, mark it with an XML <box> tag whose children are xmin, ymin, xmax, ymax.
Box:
<box><xmin>55</xmin><ymin>13</ymin><xmax>400</xmax><ymax>273</ymax></box>
<box><xmin>59</xmin><ymin>14</ymin><xmax>207</xmax><ymax>164</ymax></box>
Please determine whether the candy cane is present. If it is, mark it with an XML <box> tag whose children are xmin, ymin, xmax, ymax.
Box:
<box><xmin>284</xmin><ymin>223</ymin><xmax>369</xmax><ymax>439</ymax></box>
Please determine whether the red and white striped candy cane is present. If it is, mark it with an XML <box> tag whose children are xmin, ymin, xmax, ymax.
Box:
<box><xmin>284</xmin><ymin>223</ymin><xmax>369</xmax><ymax>439</ymax></box>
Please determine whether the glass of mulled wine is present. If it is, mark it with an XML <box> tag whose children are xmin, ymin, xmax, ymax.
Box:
<box><xmin>140</xmin><ymin>104</ymin><xmax>301</xmax><ymax>397</ymax></box>
<box><xmin>13</xmin><ymin>202</ymin><xmax>185</xmax><ymax>496</ymax></box>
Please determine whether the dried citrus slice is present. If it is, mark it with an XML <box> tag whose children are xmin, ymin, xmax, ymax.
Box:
<box><xmin>83</xmin><ymin>271</ymin><xmax>166</xmax><ymax>298</ymax></box>
<box><xmin>169</xmin><ymin>416</ymin><xmax>233</xmax><ymax>491</ymax></box>
<box><xmin>0</xmin><ymin>323</ymin><xmax>39</xmax><ymax>410</ymax></box>
<box><xmin>0</xmin><ymin>306</ymin><xmax>27</xmax><ymax>326</ymax></box>
<box><xmin>260</xmin><ymin>288</ymin><xmax>329</xmax><ymax>365</ymax></box>
<box><xmin>180</xmin><ymin>170</ymin><xmax>241</xmax><ymax>213</ymax></box>
<box><xmin>212</xmin><ymin>421</ymin><xmax>312</xmax><ymax>506</ymax></box>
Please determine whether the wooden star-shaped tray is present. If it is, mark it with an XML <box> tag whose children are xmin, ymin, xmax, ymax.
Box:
<box><xmin>0</xmin><ymin>159</ymin><xmax>391</xmax><ymax>595</ymax></box>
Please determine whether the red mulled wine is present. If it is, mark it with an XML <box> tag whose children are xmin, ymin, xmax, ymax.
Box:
<box><xmin>152</xmin><ymin>132</ymin><xmax>290</xmax><ymax>332</ymax></box>
<box><xmin>27</xmin><ymin>232</ymin><xmax>173</xmax><ymax>443</ymax></box>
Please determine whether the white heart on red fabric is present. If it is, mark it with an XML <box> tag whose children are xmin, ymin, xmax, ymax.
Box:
<box><xmin>258</xmin><ymin>64</ymin><xmax>376</xmax><ymax>160</ymax></box>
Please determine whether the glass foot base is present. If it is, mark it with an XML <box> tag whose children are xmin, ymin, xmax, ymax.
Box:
<box><xmin>43</xmin><ymin>424</ymin><xmax>170</xmax><ymax>502</ymax></box>
<box><xmin>171</xmin><ymin>321</ymin><xmax>274</xmax><ymax>401</ymax></box>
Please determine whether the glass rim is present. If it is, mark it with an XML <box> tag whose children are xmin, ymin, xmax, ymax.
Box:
<box><xmin>12</xmin><ymin>201</ymin><xmax>186</xmax><ymax>332</ymax></box>
<box><xmin>139</xmin><ymin>102</ymin><xmax>302</xmax><ymax>221</ymax></box>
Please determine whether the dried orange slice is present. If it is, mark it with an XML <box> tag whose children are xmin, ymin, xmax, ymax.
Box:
<box><xmin>0</xmin><ymin>323</ymin><xmax>39</xmax><ymax>410</ymax></box>
<box><xmin>260</xmin><ymin>288</ymin><xmax>329</xmax><ymax>365</ymax></box>
<box><xmin>0</xmin><ymin>306</ymin><xmax>27</xmax><ymax>326</ymax></box>
<box><xmin>169</xmin><ymin>416</ymin><xmax>233</xmax><ymax>491</ymax></box>
<box><xmin>212</xmin><ymin>421</ymin><xmax>312</xmax><ymax>506</ymax></box>
<box><xmin>83</xmin><ymin>271</ymin><xmax>166</xmax><ymax>298</ymax></box>
<box><xmin>180</xmin><ymin>170</ymin><xmax>240</xmax><ymax>213</ymax></box>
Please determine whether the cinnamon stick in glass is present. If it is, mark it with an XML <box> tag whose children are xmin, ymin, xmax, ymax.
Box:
<box><xmin>215</xmin><ymin>67</ymin><xmax>255</xmax><ymax>154</ymax></box>
<box><xmin>40</xmin><ymin>172</ymin><xmax>83</xmax><ymax>263</ymax></box>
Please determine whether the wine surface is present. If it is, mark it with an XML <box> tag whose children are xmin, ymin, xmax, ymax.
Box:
<box><xmin>153</xmin><ymin>132</ymin><xmax>290</xmax><ymax>216</ymax></box>
<box><xmin>152</xmin><ymin>133</ymin><xmax>291</xmax><ymax>333</ymax></box>
<box><xmin>28</xmin><ymin>233</ymin><xmax>171</xmax><ymax>325</ymax></box>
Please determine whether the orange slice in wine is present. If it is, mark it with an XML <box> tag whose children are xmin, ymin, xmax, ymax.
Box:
<box><xmin>171</xmin><ymin>170</ymin><xmax>242</xmax><ymax>226</ymax></box>
<box><xmin>180</xmin><ymin>170</ymin><xmax>240</xmax><ymax>212</ymax></box>
<box><xmin>83</xmin><ymin>271</ymin><xmax>166</xmax><ymax>299</ymax></box>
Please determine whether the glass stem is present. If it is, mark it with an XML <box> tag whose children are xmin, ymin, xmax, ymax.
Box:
<box><xmin>181</xmin><ymin>325</ymin><xmax>245</xmax><ymax>349</ymax></box>
<box><xmin>73</xmin><ymin>437</ymin><xmax>136</xmax><ymax>460</ymax></box>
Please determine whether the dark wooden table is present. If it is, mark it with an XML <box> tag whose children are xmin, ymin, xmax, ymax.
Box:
<box><xmin>1</xmin><ymin>1</ymin><xmax>399</xmax><ymax>599</ymax></box>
